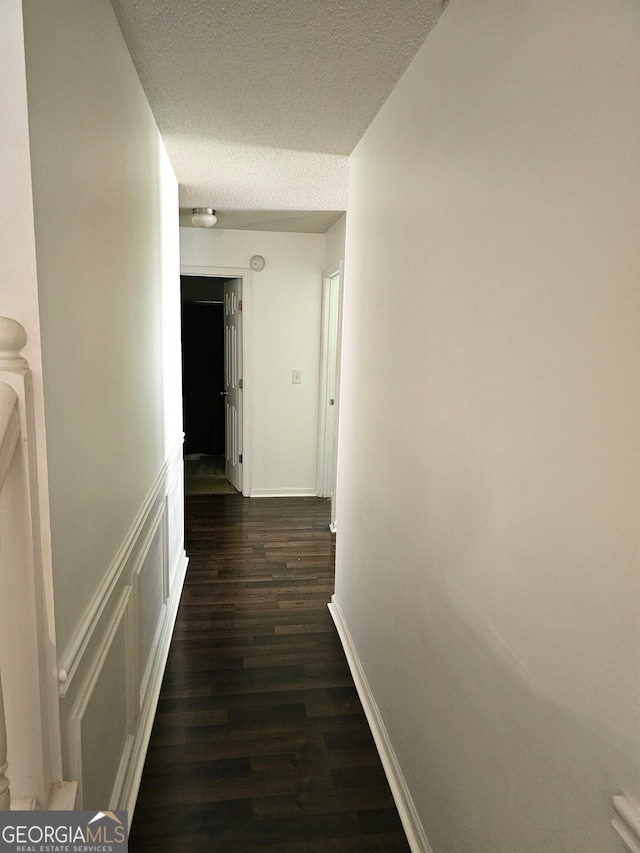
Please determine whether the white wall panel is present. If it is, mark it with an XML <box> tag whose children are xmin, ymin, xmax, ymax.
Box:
<box><xmin>69</xmin><ymin>593</ymin><xmax>130</xmax><ymax>810</ymax></box>
<box><xmin>59</xmin><ymin>441</ymin><xmax>187</xmax><ymax>812</ymax></box>
<box><xmin>21</xmin><ymin>0</ymin><xmax>186</xmax><ymax>814</ymax></box>
<box><xmin>134</xmin><ymin>515</ymin><xmax>165</xmax><ymax>707</ymax></box>
<box><xmin>336</xmin><ymin>1</ymin><xmax>640</xmax><ymax>850</ymax></box>
<box><xmin>22</xmin><ymin>0</ymin><xmax>178</xmax><ymax>656</ymax></box>
<box><xmin>166</xmin><ymin>468</ymin><xmax>185</xmax><ymax>595</ymax></box>
<box><xmin>180</xmin><ymin>228</ymin><xmax>324</xmax><ymax>495</ymax></box>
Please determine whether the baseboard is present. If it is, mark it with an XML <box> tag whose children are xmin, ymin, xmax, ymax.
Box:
<box><xmin>118</xmin><ymin>547</ymin><xmax>188</xmax><ymax>817</ymax></box>
<box><xmin>328</xmin><ymin>596</ymin><xmax>434</xmax><ymax>853</ymax></box>
<box><xmin>250</xmin><ymin>487</ymin><xmax>318</xmax><ymax>498</ymax></box>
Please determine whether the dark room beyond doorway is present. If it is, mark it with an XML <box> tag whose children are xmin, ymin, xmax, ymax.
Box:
<box><xmin>181</xmin><ymin>276</ymin><xmax>225</xmax><ymax>456</ymax></box>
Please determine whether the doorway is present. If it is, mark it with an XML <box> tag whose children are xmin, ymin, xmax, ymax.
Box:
<box><xmin>181</xmin><ymin>274</ymin><xmax>243</xmax><ymax>495</ymax></box>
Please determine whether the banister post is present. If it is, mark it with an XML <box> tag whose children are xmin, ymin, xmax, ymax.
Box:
<box><xmin>0</xmin><ymin>317</ymin><xmax>28</xmax><ymax>373</ymax></box>
<box><xmin>0</xmin><ymin>316</ymin><xmax>58</xmax><ymax>808</ymax></box>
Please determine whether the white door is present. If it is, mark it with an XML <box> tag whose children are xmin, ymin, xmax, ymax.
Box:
<box><xmin>317</xmin><ymin>270</ymin><xmax>341</xmax><ymax>502</ymax></box>
<box><xmin>223</xmin><ymin>279</ymin><xmax>242</xmax><ymax>491</ymax></box>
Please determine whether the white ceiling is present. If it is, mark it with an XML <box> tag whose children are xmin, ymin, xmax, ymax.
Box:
<box><xmin>110</xmin><ymin>0</ymin><xmax>447</xmax><ymax>231</ymax></box>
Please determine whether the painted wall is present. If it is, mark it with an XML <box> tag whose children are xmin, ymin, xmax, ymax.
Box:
<box><xmin>0</xmin><ymin>0</ymin><xmax>54</xmax><ymax>604</ymax></box>
<box><xmin>0</xmin><ymin>2</ymin><xmax>43</xmax><ymax>384</ymax></box>
<box><xmin>22</xmin><ymin>0</ymin><xmax>187</xmax><ymax>810</ymax></box>
<box><xmin>325</xmin><ymin>214</ymin><xmax>347</xmax><ymax>271</ymax></box>
<box><xmin>335</xmin><ymin>1</ymin><xmax>640</xmax><ymax>851</ymax></box>
<box><xmin>181</xmin><ymin>227</ymin><xmax>325</xmax><ymax>496</ymax></box>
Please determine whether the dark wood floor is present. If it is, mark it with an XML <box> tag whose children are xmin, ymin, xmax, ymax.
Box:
<box><xmin>129</xmin><ymin>494</ymin><xmax>410</xmax><ymax>852</ymax></box>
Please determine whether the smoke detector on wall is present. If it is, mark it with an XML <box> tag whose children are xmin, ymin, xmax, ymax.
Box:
<box><xmin>250</xmin><ymin>255</ymin><xmax>266</xmax><ymax>271</ymax></box>
<box><xmin>191</xmin><ymin>207</ymin><xmax>217</xmax><ymax>227</ymax></box>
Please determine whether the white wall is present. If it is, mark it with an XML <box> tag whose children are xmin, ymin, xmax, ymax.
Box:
<box><xmin>0</xmin><ymin>0</ymin><xmax>53</xmax><ymax>619</ymax></box>
<box><xmin>325</xmin><ymin>214</ymin><xmax>346</xmax><ymax>271</ymax></box>
<box><xmin>0</xmin><ymin>1</ymin><xmax>43</xmax><ymax>385</ymax></box>
<box><xmin>335</xmin><ymin>1</ymin><xmax>640</xmax><ymax>851</ymax></box>
<box><xmin>22</xmin><ymin>0</ymin><xmax>187</xmax><ymax>810</ymax></box>
<box><xmin>181</xmin><ymin>227</ymin><xmax>325</xmax><ymax>496</ymax></box>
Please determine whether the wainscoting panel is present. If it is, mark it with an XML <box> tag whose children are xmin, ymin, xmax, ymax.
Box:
<box><xmin>165</xmin><ymin>463</ymin><xmax>185</xmax><ymax>597</ymax></box>
<box><xmin>68</xmin><ymin>589</ymin><xmax>131</xmax><ymax>810</ymax></box>
<box><xmin>133</xmin><ymin>508</ymin><xmax>165</xmax><ymax>711</ymax></box>
<box><xmin>57</xmin><ymin>439</ymin><xmax>188</xmax><ymax>814</ymax></box>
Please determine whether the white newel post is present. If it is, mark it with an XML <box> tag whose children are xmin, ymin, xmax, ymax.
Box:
<box><xmin>0</xmin><ymin>317</ymin><xmax>75</xmax><ymax>810</ymax></box>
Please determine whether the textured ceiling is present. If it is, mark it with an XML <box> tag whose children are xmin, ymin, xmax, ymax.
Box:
<box><xmin>110</xmin><ymin>0</ymin><xmax>446</xmax><ymax>228</ymax></box>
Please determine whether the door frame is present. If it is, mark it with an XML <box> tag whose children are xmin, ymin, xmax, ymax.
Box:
<box><xmin>316</xmin><ymin>260</ymin><xmax>344</xmax><ymax>531</ymax></box>
<box><xmin>181</xmin><ymin>264</ymin><xmax>251</xmax><ymax>497</ymax></box>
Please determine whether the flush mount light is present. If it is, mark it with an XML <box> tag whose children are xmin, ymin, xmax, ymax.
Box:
<box><xmin>191</xmin><ymin>207</ymin><xmax>217</xmax><ymax>227</ymax></box>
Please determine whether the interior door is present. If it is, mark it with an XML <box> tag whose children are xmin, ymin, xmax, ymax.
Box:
<box><xmin>223</xmin><ymin>279</ymin><xmax>242</xmax><ymax>491</ymax></box>
<box><xmin>317</xmin><ymin>269</ymin><xmax>341</xmax><ymax>503</ymax></box>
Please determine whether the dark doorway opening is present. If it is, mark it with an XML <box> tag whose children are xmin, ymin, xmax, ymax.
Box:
<box><xmin>181</xmin><ymin>276</ymin><xmax>225</xmax><ymax>456</ymax></box>
<box><xmin>181</xmin><ymin>275</ymin><xmax>238</xmax><ymax>494</ymax></box>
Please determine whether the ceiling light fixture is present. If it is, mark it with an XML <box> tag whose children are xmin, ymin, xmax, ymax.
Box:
<box><xmin>191</xmin><ymin>207</ymin><xmax>217</xmax><ymax>228</ymax></box>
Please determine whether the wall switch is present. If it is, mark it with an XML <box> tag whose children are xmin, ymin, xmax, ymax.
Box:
<box><xmin>292</xmin><ymin>369</ymin><xmax>302</xmax><ymax>384</ymax></box>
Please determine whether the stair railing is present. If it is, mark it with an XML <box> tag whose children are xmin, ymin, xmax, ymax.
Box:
<box><xmin>0</xmin><ymin>316</ymin><xmax>73</xmax><ymax>810</ymax></box>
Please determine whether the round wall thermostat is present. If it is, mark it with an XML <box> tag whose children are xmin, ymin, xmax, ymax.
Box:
<box><xmin>250</xmin><ymin>255</ymin><xmax>265</xmax><ymax>271</ymax></box>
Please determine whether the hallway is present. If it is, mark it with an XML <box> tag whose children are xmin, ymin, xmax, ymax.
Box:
<box><xmin>129</xmin><ymin>495</ymin><xmax>410</xmax><ymax>852</ymax></box>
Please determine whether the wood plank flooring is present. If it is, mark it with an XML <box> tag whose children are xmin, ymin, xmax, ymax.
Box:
<box><xmin>129</xmin><ymin>494</ymin><xmax>410</xmax><ymax>852</ymax></box>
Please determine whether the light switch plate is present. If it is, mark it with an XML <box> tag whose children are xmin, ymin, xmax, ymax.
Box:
<box><xmin>292</xmin><ymin>369</ymin><xmax>302</xmax><ymax>384</ymax></box>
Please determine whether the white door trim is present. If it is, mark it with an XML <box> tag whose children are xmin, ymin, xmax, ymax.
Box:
<box><xmin>180</xmin><ymin>264</ymin><xmax>251</xmax><ymax>497</ymax></box>
<box><xmin>223</xmin><ymin>279</ymin><xmax>243</xmax><ymax>492</ymax></box>
<box><xmin>316</xmin><ymin>261</ymin><xmax>344</xmax><ymax>530</ymax></box>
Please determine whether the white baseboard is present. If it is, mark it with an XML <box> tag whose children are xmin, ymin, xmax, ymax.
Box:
<box><xmin>328</xmin><ymin>596</ymin><xmax>433</xmax><ymax>853</ymax></box>
<box><xmin>250</xmin><ymin>487</ymin><xmax>318</xmax><ymax>498</ymax></box>
<box><xmin>119</xmin><ymin>548</ymin><xmax>188</xmax><ymax>817</ymax></box>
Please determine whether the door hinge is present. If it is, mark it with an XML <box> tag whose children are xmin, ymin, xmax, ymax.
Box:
<box><xmin>238</xmin><ymin>300</ymin><xmax>243</xmax><ymax>311</ymax></box>
<box><xmin>239</xmin><ymin>378</ymin><xmax>243</xmax><ymax>390</ymax></box>
<box><xmin>239</xmin><ymin>454</ymin><xmax>243</xmax><ymax>464</ymax></box>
